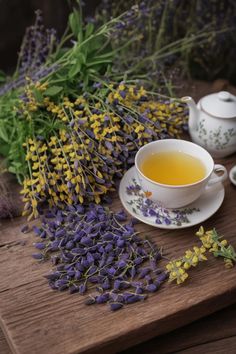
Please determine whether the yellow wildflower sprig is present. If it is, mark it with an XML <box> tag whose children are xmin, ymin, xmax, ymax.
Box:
<box><xmin>166</xmin><ymin>246</ymin><xmax>207</xmax><ymax>284</ymax></box>
<box><xmin>196</xmin><ymin>226</ymin><xmax>236</xmax><ymax>269</ymax></box>
<box><xmin>166</xmin><ymin>227</ymin><xmax>236</xmax><ymax>285</ymax></box>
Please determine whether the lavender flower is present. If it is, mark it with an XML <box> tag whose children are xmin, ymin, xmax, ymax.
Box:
<box><xmin>0</xmin><ymin>10</ymin><xmax>58</xmax><ymax>96</ymax></box>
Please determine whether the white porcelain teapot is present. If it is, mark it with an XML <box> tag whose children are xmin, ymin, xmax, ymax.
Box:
<box><xmin>182</xmin><ymin>91</ymin><xmax>236</xmax><ymax>157</ymax></box>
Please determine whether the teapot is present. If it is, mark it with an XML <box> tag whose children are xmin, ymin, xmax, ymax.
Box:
<box><xmin>182</xmin><ymin>91</ymin><xmax>236</xmax><ymax>157</ymax></box>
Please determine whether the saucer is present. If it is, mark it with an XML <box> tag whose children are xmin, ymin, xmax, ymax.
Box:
<box><xmin>229</xmin><ymin>165</ymin><xmax>236</xmax><ymax>186</ymax></box>
<box><xmin>119</xmin><ymin>166</ymin><xmax>225</xmax><ymax>229</ymax></box>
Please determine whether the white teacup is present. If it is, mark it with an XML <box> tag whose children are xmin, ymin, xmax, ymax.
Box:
<box><xmin>135</xmin><ymin>139</ymin><xmax>227</xmax><ymax>208</ymax></box>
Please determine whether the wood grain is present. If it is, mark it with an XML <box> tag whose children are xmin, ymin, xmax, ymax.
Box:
<box><xmin>0</xmin><ymin>327</ymin><xmax>12</xmax><ymax>354</ymax></box>
<box><xmin>1</xmin><ymin>304</ymin><xmax>236</xmax><ymax>354</ymax></box>
<box><xmin>0</xmin><ymin>156</ymin><xmax>236</xmax><ymax>354</ymax></box>
<box><xmin>176</xmin><ymin>337</ymin><xmax>236</xmax><ymax>354</ymax></box>
<box><xmin>121</xmin><ymin>300</ymin><xmax>236</xmax><ymax>353</ymax></box>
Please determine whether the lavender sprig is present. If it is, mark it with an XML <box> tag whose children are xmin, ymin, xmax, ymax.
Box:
<box><xmin>0</xmin><ymin>10</ymin><xmax>57</xmax><ymax>96</ymax></box>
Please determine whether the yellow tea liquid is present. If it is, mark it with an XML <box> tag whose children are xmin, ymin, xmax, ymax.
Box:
<box><xmin>141</xmin><ymin>151</ymin><xmax>206</xmax><ymax>185</ymax></box>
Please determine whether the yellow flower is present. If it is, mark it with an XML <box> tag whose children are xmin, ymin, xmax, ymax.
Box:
<box><xmin>224</xmin><ymin>259</ymin><xmax>234</xmax><ymax>269</ymax></box>
<box><xmin>196</xmin><ymin>226</ymin><xmax>205</xmax><ymax>237</ymax></box>
<box><xmin>31</xmin><ymin>199</ymin><xmax>37</xmax><ymax>208</ymax></box>
<box><xmin>183</xmin><ymin>262</ymin><xmax>191</xmax><ymax>270</ymax></box>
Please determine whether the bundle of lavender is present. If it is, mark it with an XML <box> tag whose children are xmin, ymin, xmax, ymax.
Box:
<box><xmin>0</xmin><ymin>1</ymin><xmax>225</xmax><ymax>218</ymax></box>
<box><xmin>96</xmin><ymin>0</ymin><xmax>236</xmax><ymax>84</ymax></box>
<box><xmin>20</xmin><ymin>81</ymin><xmax>186</xmax><ymax>219</ymax></box>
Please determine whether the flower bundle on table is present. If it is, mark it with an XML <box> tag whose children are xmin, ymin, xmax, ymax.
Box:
<box><xmin>20</xmin><ymin>81</ymin><xmax>186</xmax><ymax>219</ymax></box>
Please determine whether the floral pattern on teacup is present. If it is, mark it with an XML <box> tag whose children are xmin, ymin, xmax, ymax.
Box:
<box><xmin>126</xmin><ymin>178</ymin><xmax>200</xmax><ymax>226</ymax></box>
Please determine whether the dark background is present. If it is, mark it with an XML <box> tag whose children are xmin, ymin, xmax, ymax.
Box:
<box><xmin>1</xmin><ymin>1</ymin><xmax>236</xmax><ymax>83</ymax></box>
<box><xmin>0</xmin><ymin>0</ymin><xmax>100</xmax><ymax>73</ymax></box>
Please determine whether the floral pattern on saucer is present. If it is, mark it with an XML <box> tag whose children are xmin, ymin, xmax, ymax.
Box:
<box><xmin>119</xmin><ymin>166</ymin><xmax>225</xmax><ymax>229</ymax></box>
<box><xmin>126</xmin><ymin>178</ymin><xmax>199</xmax><ymax>227</ymax></box>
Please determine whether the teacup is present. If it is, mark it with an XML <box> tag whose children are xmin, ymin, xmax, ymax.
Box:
<box><xmin>135</xmin><ymin>139</ymin><xmax>227</xmax><ymax>208</ymax></box>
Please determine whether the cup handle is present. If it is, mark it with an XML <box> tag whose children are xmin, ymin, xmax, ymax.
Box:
<box><xmin>206</xmin><ymin>164</ymin><xmax>228</xmax><ymax>188</ymax></box>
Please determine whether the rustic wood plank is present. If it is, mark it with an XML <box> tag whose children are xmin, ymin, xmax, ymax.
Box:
<box><xmin>176</xmin><ymin>336</ymin><xmax>236</xmax><ymax>354</ymax></box>
<box><xmin>121</xmin><ymin>300</ymin><xmax>236</xmax><ymax>353</ymax></box>
<box><xmin>2</xmin><ymin>301</ymin><xmax>236</xmax><ymax>354</ymax></box>
<box><xmin>0</xmin><ymin>327</ymin><xmax>12</xmax><ymax>354</ymax></box>
<box><xmin>0</xmin><ymin>156</ymin><xmax>236</xmax><ymax>354</ymax></box>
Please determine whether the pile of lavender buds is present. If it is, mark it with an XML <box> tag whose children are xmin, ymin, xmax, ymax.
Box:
<box><xmin>32</xmin><ymin>204</ymin><xmax>168</xmax><ymax>311</ymax></box>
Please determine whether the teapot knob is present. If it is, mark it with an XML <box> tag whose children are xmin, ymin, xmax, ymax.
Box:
<box><xmin>218</xmin><ymin>91</ymin><xmax>231</xmax><ymax>101</ymax></box>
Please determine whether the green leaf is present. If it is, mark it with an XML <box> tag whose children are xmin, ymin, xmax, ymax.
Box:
<box><xmin>0</xmin><ymin>123</ymin><xmax>9</xmax><ymax>143</ymax></box>
<box><xmin>68</xmin><ymin>53</ymin><xmax>86</xmax><ymax>79</ymax></box>
<box><xmin>83</xmin><ymin>73</ymin><xmax>89</xmax><ymax>88</ymax></box>
<box><xmin>0</xmin><ymin>70</ymin><xmax>6</xmax><ymax>83</ymax></box>
<box><xmin>69</xmin><ymin>11</ymin><xmax>80</xmax><ymax>37</ymax></box>
<box><xmin>85</xmin><ymin>35</ymin><xmax>104</xmax><ymax>54</ymax></box>
<box><xmin>97</xmin><ymin>88</ymin><xmax>109</xmax><ymax>96</ymax></box>
<box><xmin>68</xmin><ymin>61</ymin><xmax>81</xmax><ymax>79</ymax></box>
<box><xmin>78</xmin><ymin>52</ymin><xmax>86</xmax><ymax>65</ymax></box>
<box><xmin>87</xmin><ymin>58</ymin><xmax>112</xmax><ymax>67</ymax></box>
<box><xmin>8</xmin><ymin>166</ymin><xmax>16</xmax><ymax>174</ymax></box>
<box><xmin>0</xmin><ymin>142</ymin><xmax>10</xmax><ymax>156</ymax></box>
<box><xmin>91</xmin><ymin>52</ymin><xmax>114</xmax><ymax>60</ymax></box>
<box><xmin>85</xmin><ymin>23</ymin><xmax>94</xmax><ymax>39</ymax></box>
<box><xmin>32</xmin><ymin>88</ymin><xmax>44</xmax><ymax>103</ymax></box>
<box><xmin>44</xmin><ymin>86</ymin><xmax>63</xmax><ymax>96</ymax></box>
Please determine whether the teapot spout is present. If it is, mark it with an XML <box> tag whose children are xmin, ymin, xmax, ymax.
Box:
<box><xmin>181</xmin><ymin>96</ymin><xmax>200</xmax><ymax>132</ymax></box>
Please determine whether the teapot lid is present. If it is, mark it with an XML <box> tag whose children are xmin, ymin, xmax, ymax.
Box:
<box><xmin>200</xmin><ymin>91</ymin><xmax>236</xmax><ymax>118</ymax></box>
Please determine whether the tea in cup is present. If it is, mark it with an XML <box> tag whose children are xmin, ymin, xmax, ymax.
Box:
<box><xmin>135</xmin><ymin>139</ymin><xmax>227</xmax><ymax>208</ymax></box>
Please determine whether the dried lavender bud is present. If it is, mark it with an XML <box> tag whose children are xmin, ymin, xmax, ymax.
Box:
<box><xmin>144</xmin><ymin>275</ymin><xmax>153</xmax><ymax>284</ymax></box>
<box><xmin>85</xmin><ymin>296</ymin><xmax>96</xmax><ymax>305</ymax></box>
<box><xmin>146</xmin><ymin>284</ymin><xmax>158</xmax><ymax>292</ymax></box>
<box><xmin>110</xmin><ymin>302</ymin><xmax>124</xmax><ymax>311</ymax></box>
<box><xmin>130</xmin><ymin>266</ymin><xmax>136</xmax><ymax>278</ymax></box>
<box><xmin>79</xmin><ymin>283</ymin><xmax>87</xmax><ymax>294</ymax></box>
<box><xmin>69</xmin><ymin>284</ymin><xmax>79</xmax><ymax>294</ymax></box>
<box><xmin>117</xmin><ymin>260</ymin><xmax>127</xmax><ymax>268</ymax></box>
<box><xmin>125</xmin><ymin>294</ymin><xmax>145</xmax><ymax>304</ymax></box>
<box><xmin>157</xmin><ymin>272</ymin><xmax>169</xmax><ymax>283</ymax></box>
<box><xmin>44</xmin><ymin>272</ymin><xmax>60</xmax><ymax>281</ymax></box>
<box><xmin>32</xmin><ymin>226</ymin><xmax>42</xmax><ymax>236</ymax></box>
<box><xmin>32</xmin><ymin>253</ymin><xmax>44</xmax><ymax>260</ymax></box>
<box><xmin>34</xmin><ymin>242</ymin><xmax>46</xmax><ymax>250</ymax></box>
<box><xmin>101</xmin><ymin>278</ymin><xmax>111</xmax><ymax>290</ymax></box>
<box><xmin>117</xmin><ymin>238</ymin><xmax>125</xmax><ymax>248</ymax></box>
<box><xmin>115</xmin><ymin>210</ymin><xmax>127</xmax><ymax>221</ymax></box>
<box><xmin>21</xmin><ymin>225</ymin><xmax>29</xmax><ymax>233</ymax></box>
<box><xmin>138</xmin><ymin>267</ymin><xmax>151</xmax><ymax>278</ymax></box>
<box><xmin>135</xmin><ymin>287</ymin><xmax>144</xmax><ymax>294</ymax></box>
<box><xmin>95</xmin><ymin>293</ymin><xmax>110</xmax><ymax>304</ymax></box>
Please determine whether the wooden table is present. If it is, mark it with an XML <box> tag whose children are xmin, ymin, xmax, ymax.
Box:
<box><xmin>0</xmin><ymin>80</ymin><xmax>236</xmax><ymax>354</ymax></box>
<box><xmin>1</xmin><ymin>303</ymin><xmax>236</xmax><ymax>354</ymax></box>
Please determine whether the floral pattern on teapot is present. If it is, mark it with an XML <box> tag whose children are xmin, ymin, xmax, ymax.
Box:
<box><xmin>198</xmin><ymin>119</ymin><xmax>236</xmax><ymax>151</ymax></box>
<box><xmin>182</xmin><ymin>91</ymin><xmax>236</xmax><ymax>158</ymax></box>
